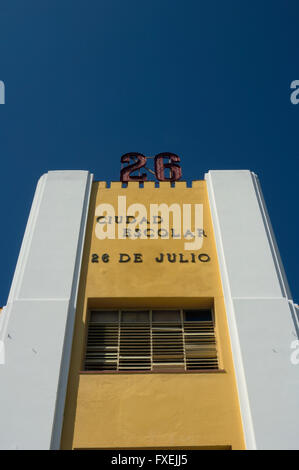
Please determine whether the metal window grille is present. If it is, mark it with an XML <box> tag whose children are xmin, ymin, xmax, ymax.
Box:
<box><xmin>84</xmin><ymin>309</ymin><xmax>218</xmax><ymax>372</ymax></box>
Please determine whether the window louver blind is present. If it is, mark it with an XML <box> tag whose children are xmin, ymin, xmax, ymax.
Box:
<box><xmin>84</xmin><ymin>309</ymin><xmax>218</xmax><ymax>372</ymax></box>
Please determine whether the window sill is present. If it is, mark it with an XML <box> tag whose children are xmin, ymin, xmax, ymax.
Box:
<box><xmin>80</xmin><ymin>369</ymin><xmax>226</xmax><ymax>375</ymax></box>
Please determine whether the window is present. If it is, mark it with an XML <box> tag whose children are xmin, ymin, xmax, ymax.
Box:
<box><xmin>84</xmin><ymin>309</ymin><xmax>218</xmax><ymax>372</ymax></box>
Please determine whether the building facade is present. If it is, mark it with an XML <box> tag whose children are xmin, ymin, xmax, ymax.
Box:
<box><xmin>0</xmin><ymin>169</ymin><xmax>298</xmax><ymax>450</ymax></box>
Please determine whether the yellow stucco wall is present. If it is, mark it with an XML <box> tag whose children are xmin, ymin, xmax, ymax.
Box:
<box><xmin>61</xmin><ymin>180</ymin><xmax>245</xmax><ymax>450</ymax></box>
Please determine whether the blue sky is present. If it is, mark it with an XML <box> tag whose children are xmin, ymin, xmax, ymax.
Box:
<box><xmin>0</xmin><ymin>1</ymin><xmax>298</xmax><ymax>305</ymax></box>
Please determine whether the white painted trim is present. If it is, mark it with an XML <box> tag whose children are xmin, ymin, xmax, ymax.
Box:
<box><xmin>0</xmin><ymin>171</ymin><xmax>93</xmax><ymax>450</ymax></box>
<box><xmin>50</xmin><ymin>171</ymin><xmax>93</xmax><ymax>449</ymax></box>
<box><xmin>0</xmin><ymin>175</ymin><xmax>48</xmax><ymax>349</ymax></box>
<box><xmin>205</xmin><ymin>170</ymin><xmax>257</xmax><ymax>449</ymax></box>
<box><xmin>205</xmin><ymin>170</ymin><xmax>299</xmax><ymax>450</ymax></box>
<box><xmin>250</xmin><ymin>173</ymin><xmax>291</xmax><ymax>299</ymax></box>
<box><xmin>8</xmin><ymin>174</ymin><xmax>48</xmax><ymax>303</ymax></box>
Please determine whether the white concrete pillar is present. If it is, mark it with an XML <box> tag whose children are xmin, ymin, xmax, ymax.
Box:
<box><xmin>206</xmin><ymin>170</ymin><xmax>299</xmax><ymax>450</ymax></box>
<box><xmin>0</xmin><ymin>170</ymin><xmax>93</xmax><ymax>449</ymax></box>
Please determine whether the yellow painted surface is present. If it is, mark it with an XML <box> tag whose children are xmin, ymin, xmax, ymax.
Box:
<box><xmin>61</xmin><ymin>180</ymin><xmax>245</xmax><ymax>450</ymax></box>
